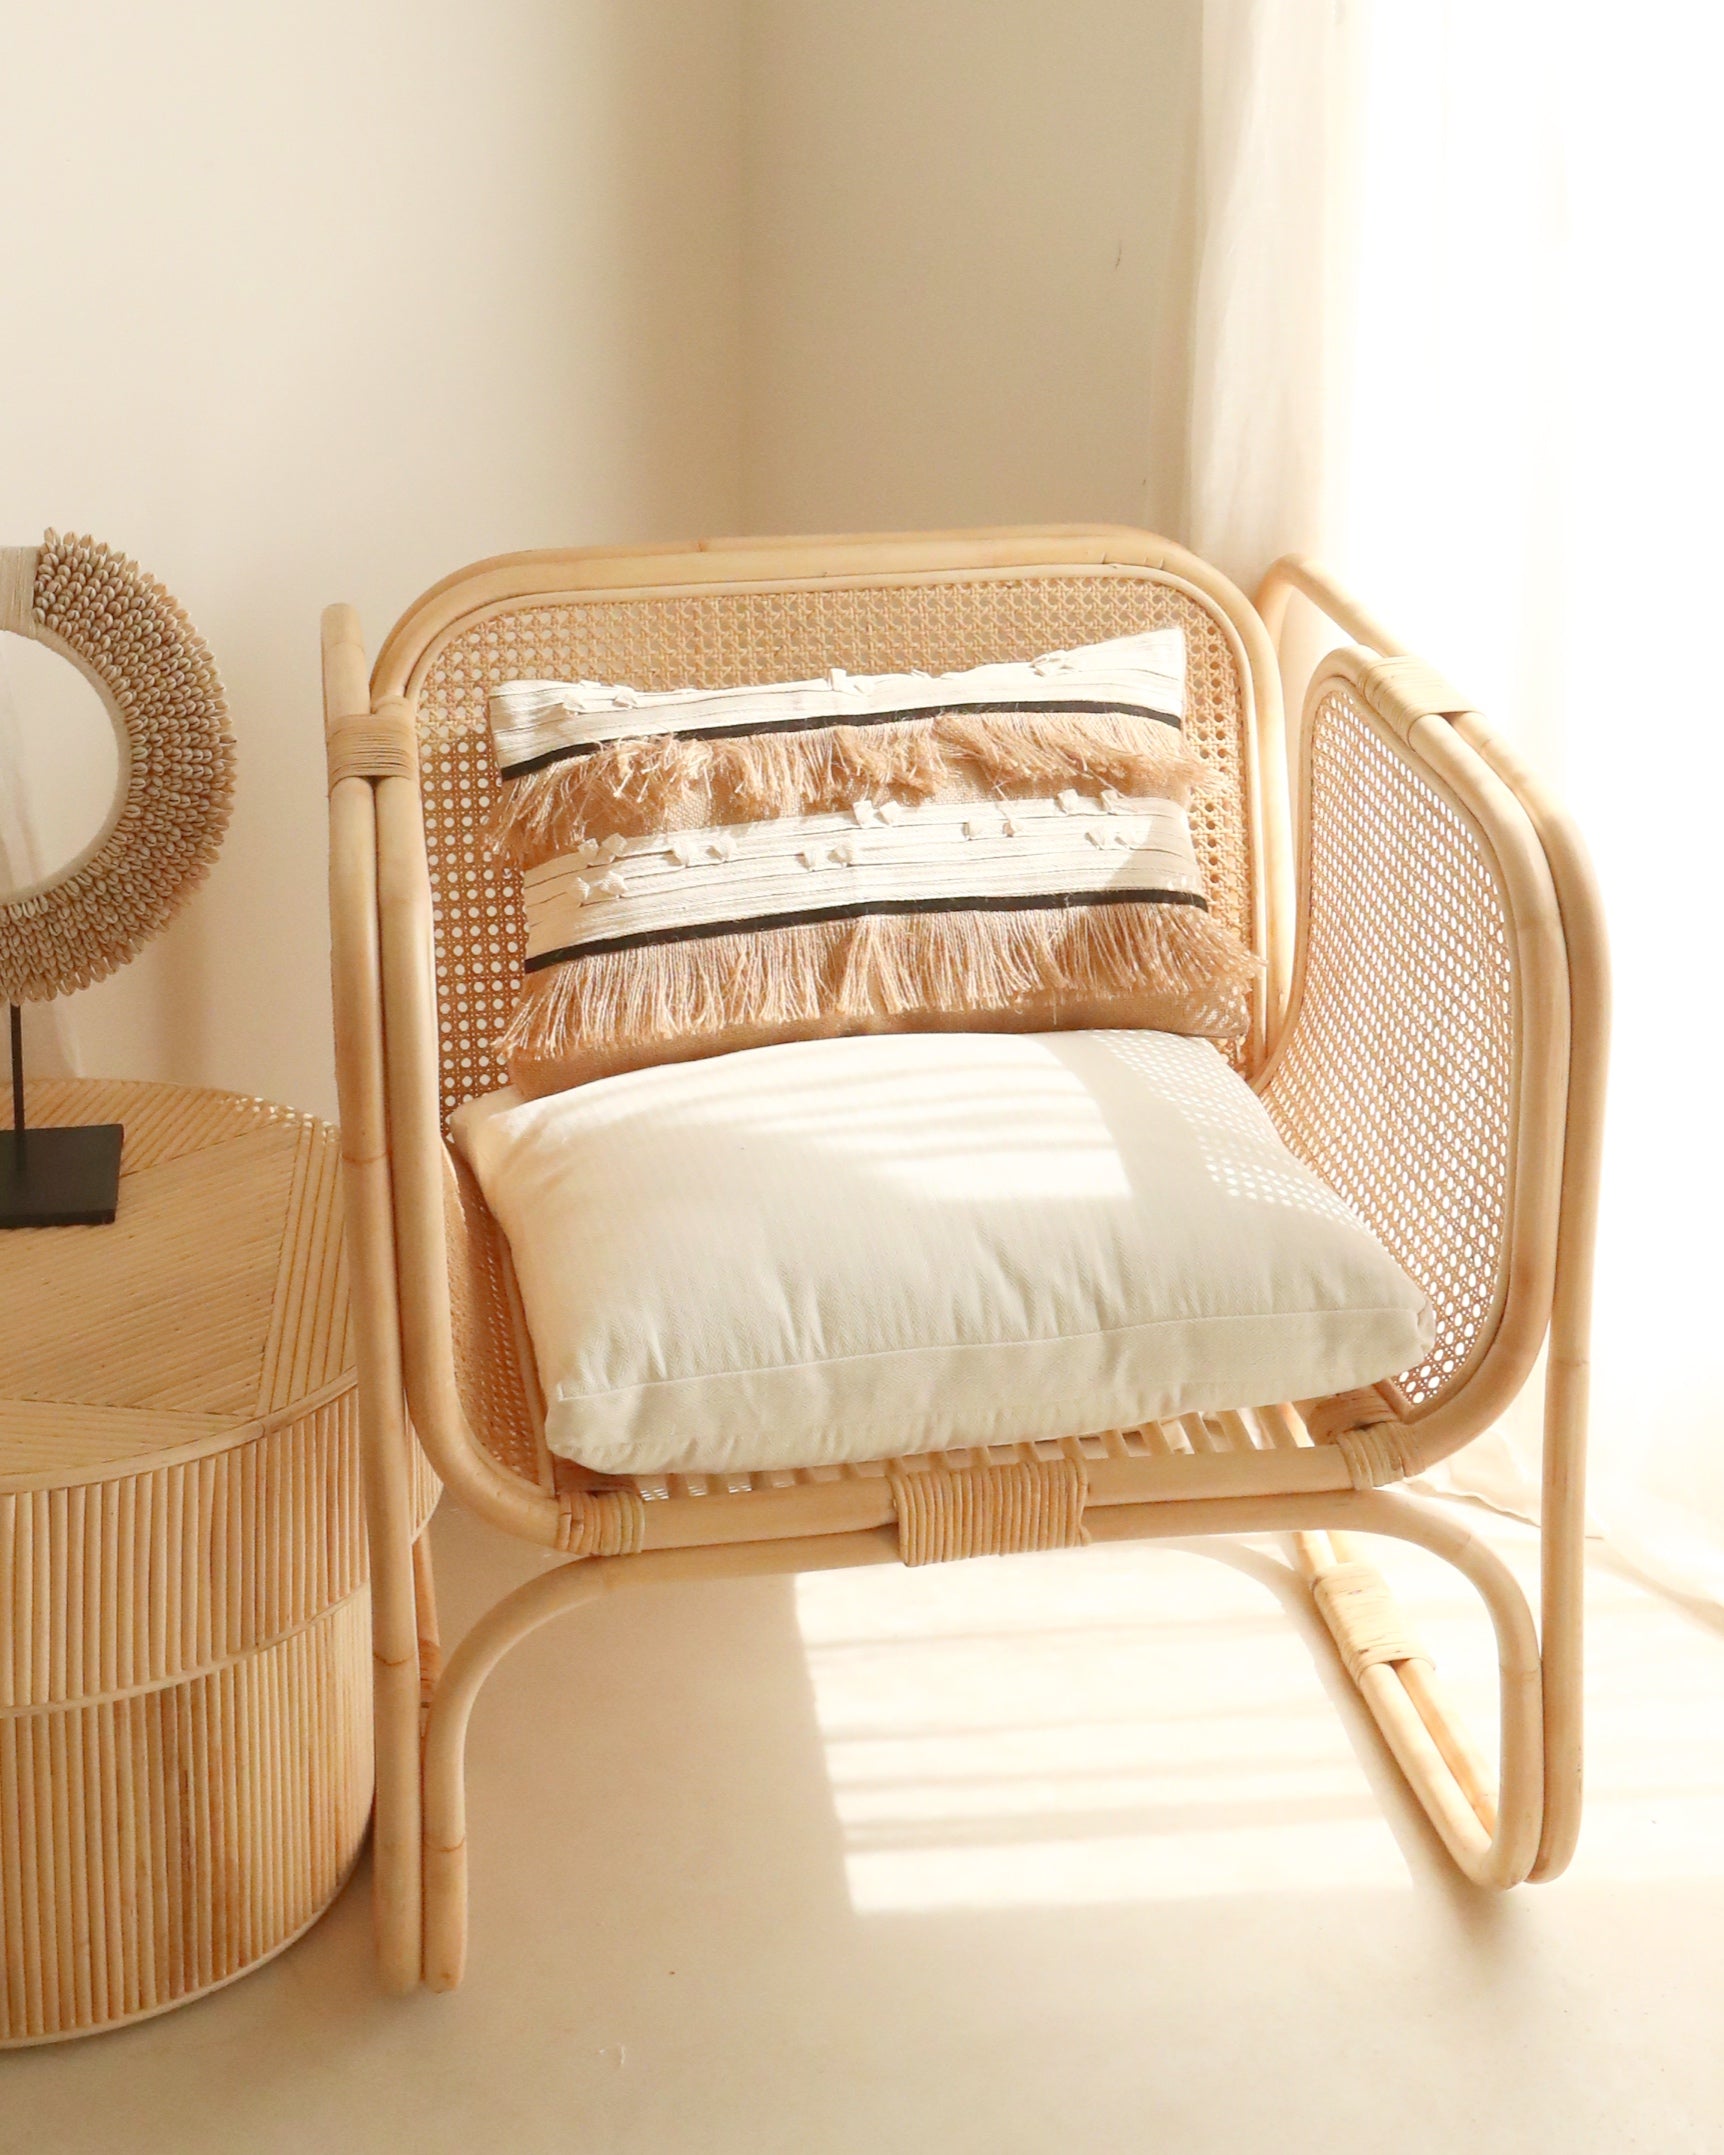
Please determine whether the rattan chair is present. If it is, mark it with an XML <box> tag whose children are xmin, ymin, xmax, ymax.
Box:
<box><xmin>321</xmin><ymin>528</ymin><xmax>1607</xmax><ymax>1992</ymax></box>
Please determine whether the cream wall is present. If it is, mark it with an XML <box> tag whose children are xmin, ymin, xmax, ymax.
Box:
<box><xmin>1</xmin><ymin>2</ymin><xmax>1198</xmax><ymax>1115</ymax></box>
<box><xmin>739</xmin><ymin>0</ymin><xmax>1199</xmax><ymax>535</ymax></box>
<box><xmin>0</xmin><ymin>1</ymin><xmax>745</xmax><ymax>1118</ymax></box>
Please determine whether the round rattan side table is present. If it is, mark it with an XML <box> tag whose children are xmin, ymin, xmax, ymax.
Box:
<box><xmin>0</xmin><ymin>1080</ymin><xmax>434</xmax><ymax>2043</ymax></box>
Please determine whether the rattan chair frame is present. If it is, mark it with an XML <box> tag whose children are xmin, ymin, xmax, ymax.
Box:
<box><xmin>321</xmin><ymin>528</ymin><xmax>1607</xmax><ymax>1992</ymax></box>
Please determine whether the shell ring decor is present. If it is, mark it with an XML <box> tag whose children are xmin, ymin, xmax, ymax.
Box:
<box><xmin>0</xmin><ymin>531</ymin><xmax>235</xmax><ymax>1003</ymax></box>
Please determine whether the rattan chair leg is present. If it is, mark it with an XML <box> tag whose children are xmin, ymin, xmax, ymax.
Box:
<box><xmin>421</xmin><ymin>1565</ymin><xmax>607</xmax><ymax>1994</ymax></box>
<box><xmin>1295</xmin><ymin>1528</ymin><xmax>1494</xmax><ymax>1824</ymax></box>
<box><xmin>1531</xmin><ymin>1418</ymin><xmax>1587</xmax><ymax>1883</ymax></box>
<box><xmin>1290</xmin><ymin>1520</ymin><xmax>1543</xmax><ymax>1886</ymax></box>
<box><xmin>420</xmin><ymin>1533</ymin><xmax>899</xmax><ymax>1991</ymax></box>
<box><xmin>327</xmin><ymin>633</ymin><xmax>426</xmax><ymax>1995</ymax></box>
<box><xmin>413</xmin><ymin>1531</ymin><xmax>442</xmax><ymax>1715</ymax></box>
<box><xmin>420</xmin><ymin>1492</ymin><xmax>1542</xmax><ymax>1993</ymax></box>
<box><xmin>1084</xmin><ymin>1492</ymin><xmax>1544</xmax><ymax>1885</ymax></box>
<box><xmin>1446</xmin><ymin>708</ymin><xmax>1604</xmax><ymax>1885</ymax></box>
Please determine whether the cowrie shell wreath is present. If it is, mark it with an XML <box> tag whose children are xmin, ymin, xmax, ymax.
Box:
<box><xmin>0</xmin><ymin>532</ymin><xmax>235</xmax><ymax>1003</ymax></box>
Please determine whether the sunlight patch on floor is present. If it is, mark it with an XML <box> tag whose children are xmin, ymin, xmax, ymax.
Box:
<box><xmin>798</xmin><ymin>1518</ymin><xmax>1724</xmax><ymax>1911</ymax></box>
<box><xmin>796</xmin><ymin>1540</ymin><xmax>1415</xmax><ymax>1911</ymax></box>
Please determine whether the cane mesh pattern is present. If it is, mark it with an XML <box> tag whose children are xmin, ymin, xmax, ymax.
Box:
<box><xmin>442</xmin><ymin>1147</ymin><xmax>544</xmax><ymax>1487</ymax></box>
<box><xmin>1260</xmin><ymin>686</ymin><xmax>1516</xmax><ymax>1409</ymax></box>
<box><xmin>411</xmin><ymin>573</ymin><xmax>1256</xmax><ymax>1129</ymax></box>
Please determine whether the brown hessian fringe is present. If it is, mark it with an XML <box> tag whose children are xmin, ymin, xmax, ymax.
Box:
<box><xmin>500</xmin><ymin>900</ymin><xmax>1259</xmax><ymax>1095</ymax></box>
<box><xmin>488</xmin><ymin>708</ymin><xmax>1208</xmax><ymax>864</ymax></box>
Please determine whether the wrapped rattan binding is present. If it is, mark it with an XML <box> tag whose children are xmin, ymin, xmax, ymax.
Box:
<box><xmin>557</xmin><ymin>1484</ymin><xmax>648</xmax><ymax>1558</ymax></box>
<box><xmin>327</xmin><ymin>709</ymin><xmax>419</xmax><ymax>789</ymax></box>
<box><xmin>888</xmin><ymin>1455</ymin><xmax>1089</xmax><ymax>1566</ymax></box>
<box><xmin>1311</xmin><ymin>1561</ymin><xmax>1427</xmax><ymax>1682</ymax></box>
<box><xmin>1297</xmin><ymin>1386</ymin><xmax>1421</xmax><ymax>1489</ymax></box>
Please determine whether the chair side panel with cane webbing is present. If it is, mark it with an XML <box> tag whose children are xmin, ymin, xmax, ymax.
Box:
<box><xmin>1259</xmin><ymin>681</ymin><xmax>1519</xmax><ymax>1413</ymax></box>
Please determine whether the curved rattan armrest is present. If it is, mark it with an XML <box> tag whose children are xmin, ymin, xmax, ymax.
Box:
<box><xmin>371</xmin><ymin>772</ymin><xmax>566</xmax><ymax>1548</ymax></box>
<box><xmin>323</xmin><ymin>606</ymin><xmax>565</xmax><ymax>1553</ymax></box>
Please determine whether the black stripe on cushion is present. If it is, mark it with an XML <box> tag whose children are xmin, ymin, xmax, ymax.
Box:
<box><xmin>523</xmin><ymin>886</ymin><xmax>1210</xmax><ymax>971</ymax></box>
<box><xmin>499</xmin><ymin>699</ymin><xmax>1184</xmax><ymax>778</ymax></box>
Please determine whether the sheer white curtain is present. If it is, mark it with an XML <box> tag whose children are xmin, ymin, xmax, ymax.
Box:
<box><xmin>1185</xmin><ymin>0</ymin><xmax>1365</xmax><ymax>584</ymax></box>
<box><xmin>1189</xmin><ymin>1</ymin><xmax>1724</xmax><ymax>1601</ymax></box>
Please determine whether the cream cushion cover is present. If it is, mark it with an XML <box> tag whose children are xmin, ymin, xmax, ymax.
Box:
<box><xmin>451</xmin><ymin>1031</ymin><xmax>1435</xmax><ymax>1478</ymax></box>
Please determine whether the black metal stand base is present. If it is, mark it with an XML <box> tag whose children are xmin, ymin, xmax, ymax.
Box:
<box><xmin>0</xmin><ymin>1125</ymin><xmax>125</xmax><ymax>1227</ymax></box>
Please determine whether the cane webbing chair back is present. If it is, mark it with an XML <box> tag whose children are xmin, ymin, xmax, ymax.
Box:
<box><xmin>404</xmin><ymin>567</ymin><xmax>1269</xmax><ymax>1131</ymax></box>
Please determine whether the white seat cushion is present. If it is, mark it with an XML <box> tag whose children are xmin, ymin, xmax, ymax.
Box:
<box><xmin>451</xmin><ymin>1031</ymin><xmax>1435</xmax><ymax>1479</ymax></box>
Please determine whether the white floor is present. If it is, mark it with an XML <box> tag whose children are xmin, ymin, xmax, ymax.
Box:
<box><xmin>8</xmin><ymin>1500</ymin><xmax>1724</xmax><ymax>2153</ymax></box>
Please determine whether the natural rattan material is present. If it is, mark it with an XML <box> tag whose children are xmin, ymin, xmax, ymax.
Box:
<box><xmin>1334</xmin><ymin>1423</ymin><xmax>1425</xmax><ymax>1490</ymax></box>
<box><xmin>0</xmin><ymin>534</ymin><xmax>235</xmax><ymax>1003</ymax></box>
<box><xmin>327</xmin><ymin>713</ymin><xmax>419</xmax><ymax>789</ymax></box>
<box><xmin>443</xmin><ymin>1147</ymin><xmax>545</xmax><ymax>1491</ymax></box>
<box><xmin>583</xmin><ymin>1411</ymin><xmax>1308</xmax><ymax>1503</ymax></box>
<box><xmin>323</xmin><ymin>535</ymin><xmax>1607</xmax><ymax>1985</ymax></box>
<box><xmin>411</xmin><ymin>574</ymin><xmax>1257</xmax><ymax>1129</ymax></box>
<box><xmin>889</xmin><ymin>1455</ymin><xmax>1088</xmax><ymax>1565</ymax></box>
<box><xmin>557</xmin><ymin>1485</ymin><xmax>647</xmax><ymax>1558</ymax></box>
<box><xmin>0</xmin><ymin>1602</ymin><xmax>372</xmax><ymax>2043</ymax></box>
<box><xmin>1299</xmin><ymin>1384</ymin><xmax>1399</xmax><ymax>1447</ymax></box>
<box><xmin>0</xmin><ymin>1082</ymin><xmax>436</xmax><ymax>2044</ymax></box>
<box><xmin>1261</xmin><ymin>682</ymin><xmax>1516</xmax><ymax>1412</ymax></box>
<box><xmin>1311</xmin><ymin>1561</ymin><xmax>1426</xmax><ymax>1683</ymax></box>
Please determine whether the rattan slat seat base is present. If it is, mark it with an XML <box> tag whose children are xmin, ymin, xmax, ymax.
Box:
<box><xmin>544</xmin><ymin>1402</ymin><xmax>1381</xmax><ymax>1552</ymax></box>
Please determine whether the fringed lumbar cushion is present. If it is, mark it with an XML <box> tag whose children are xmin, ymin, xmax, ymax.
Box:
<box><xmin>486</xmin><ymin>630</ymin><xmax>1259</xmax><ymax>1096</ymax></box>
